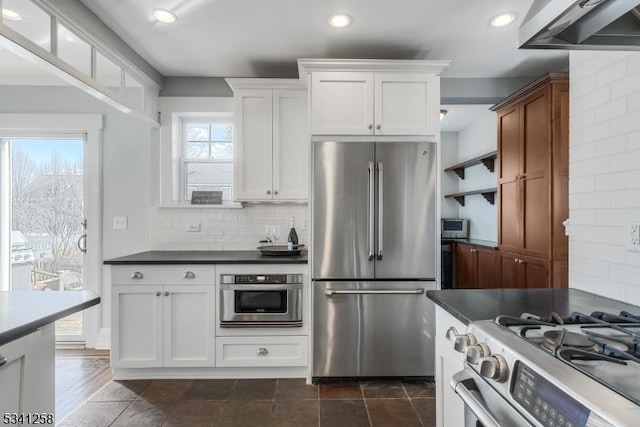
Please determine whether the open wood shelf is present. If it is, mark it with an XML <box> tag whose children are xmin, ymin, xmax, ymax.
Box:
<box><xmin>445</xmin><ymin>188</ymin><xmax>497</xmax><ymax>207</ymax></box>
<box><xmin>444</xmin><ymin>150</ymin><xmax>498</xmax><ymax>179</ymax></box>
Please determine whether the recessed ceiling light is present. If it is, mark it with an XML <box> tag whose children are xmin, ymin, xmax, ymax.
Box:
<box><xmin>2</xmin><ymin>8</ymin><xmax>22</xmax><ymax>21</ymax></box>
<box><xmin>153</xmin><ymin>8</ymin><xmax>177</xmax><ymax>24</ymax></box>
<box><xmin>490</xmin><ymin>12</ymin><xmax>516</xmax><ymax>27</ymax></box>
<box><xmin>328</xmin><ymin>14</ymin><xmax>352</xmax><ymax>28</ymax></box>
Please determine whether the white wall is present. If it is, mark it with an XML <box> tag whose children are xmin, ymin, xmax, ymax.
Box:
<box><xmin>443</xmin><ymin>109</ymin><xmax>498</xmax><ymax>241</ymax></box>
<box><xmin>441</xmin><ymin>132</ymin><xmax>459</xmax><ymax>220</ymax></box>
<box><xmin>569</xmin><ymin>51</ymin><xmax>640</xmax><ymax>304</ymax></box>
<box><xmin>0</xmin><ymin>85</ymin><xmax>151</xmax><ymax>258</ymax></box>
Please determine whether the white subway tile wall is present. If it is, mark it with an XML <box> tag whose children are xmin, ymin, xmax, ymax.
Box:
<box><xmin>570</xmin><ymin>51</ymin><xmax>640</xmax><ymax>305</ymax></box>
<box><xmin>151</xmin><ymin>204</ymin><xmax>309</xmax><ymax>251</ymax></box>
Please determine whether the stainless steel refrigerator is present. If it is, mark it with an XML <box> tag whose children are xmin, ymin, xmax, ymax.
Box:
<box><xmin>312</xmin><ymin>138</ymin><xmax>437</xmax><ymax>378</ymax></box>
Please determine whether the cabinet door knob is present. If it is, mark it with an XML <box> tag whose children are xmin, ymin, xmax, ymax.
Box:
<box><xmin>266</xmin><ymin>190</ymin><xmax>271</xmax><ymax>195</ymax></box>
<box><xmin>513</xmin><ymin>258</ymin><xmax>518</xmax><ymax>264</ymax></box>
<box><xmin>164</xmin><ymin>291</ymin><xmax>170</xmax><ymax>296</ymax></box>
<box><xmin>376</xmin><ymin>124</ymin><xmax>381</xmax><ymax>130</ymax></box>
<box><xmin>518</xmin><ymin>259</ymin><xmax>524</xmax><ymax>264</ymax></box>
<box><xmin>131</xmin><ymin>272</ymin><xmax>144</xmax><ymax>279</ymax></box>
<box><xmin>183</xmin><ymin>271</ymin><xmax>196</xmax><ymax>279</ymax></box>
<box><xmin>445</xmin><ymin>327</ymin><xmax>458</xmax><ymax>342</ymax></box>
<box><xmin>368</xmin><ymin>124</ymin><xmax>373</xmax><ymax>130</ymax></box>
<box><xmin>0</xmin><ymin>356</ymin><xmax>7</xmax><ymax>367</ymax></box>
<box><xmin>256</xmin><ymin>347</ymin><xmax>269</xmax><ymax>356</ymax></box>
<box><xmin>155</xmin><ymin>291</ymin><xmax>161</xmax><ymax>297</ymax></box>
<box><xmin>274</xmin><ymin>190</ymin><xmax>278</xmax><ymax>195</ymax></box>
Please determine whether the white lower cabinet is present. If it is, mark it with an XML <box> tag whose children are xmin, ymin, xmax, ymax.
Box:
<box><xmin>216</xmin><ymin>336</ymin><xmax>308</xmax><ymax>367</ymax></box>
<box><xmin>435</xmin><ymin>305</ymin><xmax>466</xmax><ymax>427</ymax></box>
<box><xmin>111</xmin><ymin>265</ymin><xmax>215</xmax><ymax>369</ymax></box>
<box><xmin>0</xmin><ymin>326</ymin><xmax>54</xmax><ymax>417</ymax></box>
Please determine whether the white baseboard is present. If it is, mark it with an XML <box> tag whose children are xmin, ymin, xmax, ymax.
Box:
<box><xmin>95</xmin><ymin>327</ymin><xmax>111</xmax><ymax>350</ymax></box>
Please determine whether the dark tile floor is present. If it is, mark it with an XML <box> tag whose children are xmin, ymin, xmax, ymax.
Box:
<box><xmin>58</xmin><ymin>378</ymin><xmax>436</xmax><ymax>427</ymax></box>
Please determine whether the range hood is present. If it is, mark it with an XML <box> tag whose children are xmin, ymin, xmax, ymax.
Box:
<box><xmin>519</xmin><ymin>0</ymin><xmax>640</xmax><ymax>50</ymax></box>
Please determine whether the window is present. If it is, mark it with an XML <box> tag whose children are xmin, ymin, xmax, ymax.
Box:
<box><xmin>180</xmin><ymin>117</ymin><xmax>234</xmax><ymax>202</ymax></box>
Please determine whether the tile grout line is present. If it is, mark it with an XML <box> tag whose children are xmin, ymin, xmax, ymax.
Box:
<box><xmin>361</xmin><ymin>382</ymin><xmax>374</xmax><ymax>427</ymax></box>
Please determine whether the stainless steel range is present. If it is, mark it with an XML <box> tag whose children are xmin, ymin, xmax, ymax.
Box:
<box><xmin>450</xmin><ymin>310</ymin><xmax>640</xmax><ymax>427</ymax></box>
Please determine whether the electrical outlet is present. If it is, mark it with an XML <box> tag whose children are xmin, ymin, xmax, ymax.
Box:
<box><xmin>627</xmin><ymin>219</ymin><xmax>640</xmax><ymax>252</ymax></box>
<box><xmin>186</xmin><ymin>223</ymin><xmax>201</xmax><ymax>232</ymax></box>
<box><xmin>113</xmin><ymin>216</ymin><xmax>127</xmax><ymax>230</ymax></box>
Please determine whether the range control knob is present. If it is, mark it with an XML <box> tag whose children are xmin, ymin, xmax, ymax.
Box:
<box><xmin>479</xmin><ymin>355</ymin><xmax>509</xmax><ymax>382</ymax></box>
<box><xmin>453</xmin><ymin>334</ymin><xmax>477</xmax><ymax>353</ymax></box>
<box><xmin>466</xmin><ymin>343</ymin><xmax>491</xmax><ymax>365</ymax></box>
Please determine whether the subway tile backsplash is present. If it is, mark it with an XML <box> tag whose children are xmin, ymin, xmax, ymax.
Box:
<box><xmin>151</xmin><ymin>204</ymin><xmax>309</xmax><ymax>251</ymax></box>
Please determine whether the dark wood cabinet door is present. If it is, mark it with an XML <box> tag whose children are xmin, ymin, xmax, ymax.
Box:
<box><xmin>454</xmin><ymin>244</ymin><xmax>477</xmax><ymax>289</ymax></box>
<box><xmin>521</xmin><ymin>255</ymin><xmax>550</xmax><ymax>288</ymax></box>
<box><xmin>521</xmin><ymin>88</ymin><xmax>551</xmax><ymax>258</ymax></box>
<box><xmin>499</xmin><ymin>252</ymin><xmax>522</xmax><ymax>289</ymax></box>
<box><xmin>476</xmin><ymin>248</ymin><xmax>498</xmax><ymax>289</ymax></box>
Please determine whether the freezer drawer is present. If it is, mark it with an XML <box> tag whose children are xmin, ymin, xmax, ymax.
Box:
<box><xmin>313</xmin><ymin>281</ymin><xmax>436</xmax><ymax>377</ymax></box>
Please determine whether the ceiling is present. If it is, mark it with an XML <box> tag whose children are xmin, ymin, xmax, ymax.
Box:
<box><xmin>77</xmin><ymin>0</ymin><xmax>569</xmax><ymax>79</ymax></box>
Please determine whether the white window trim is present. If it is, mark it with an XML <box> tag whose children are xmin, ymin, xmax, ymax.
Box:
<box><xmin>156</xmin><ymin>97</ymin><xmax>241</xmax><ymax>208</ymax></box>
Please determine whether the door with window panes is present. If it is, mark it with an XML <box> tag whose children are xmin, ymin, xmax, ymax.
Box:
<box><xmin>182</xmin><ymin>117</ymin><xmax>234</xmax><ymax>202</ymax></box>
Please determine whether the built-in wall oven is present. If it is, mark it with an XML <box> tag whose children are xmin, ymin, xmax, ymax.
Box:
<box><xmin>219</xmin><ymin>274</ymin><xmax>303</xmax><ymax>327</ymax></box>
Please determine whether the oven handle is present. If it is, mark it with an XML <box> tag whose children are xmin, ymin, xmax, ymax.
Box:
<box><xmin>450</xmin><ymin>370</ymin><xmax>502</xmax><ymax>427</ymax></box>
<box><xmin>324</xmin><ymin>289</ymin><xmax>424</xmax><ymax>296</ymax></box>
<box><xmin>221</xmin><ymin>284</ymin><xmax>302</xmax><ymax>291</ymax></box>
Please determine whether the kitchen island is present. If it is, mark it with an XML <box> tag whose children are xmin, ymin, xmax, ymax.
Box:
<box><xmin>0</xmin><ymin>290</ymin><xmax>100</xmax><ymax>420</ymax></box>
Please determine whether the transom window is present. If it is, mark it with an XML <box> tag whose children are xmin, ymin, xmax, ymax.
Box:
<box><xmin>181</xmin><ymin>117</ymin><xmax>234</xmax><ymax>202</ymax></box>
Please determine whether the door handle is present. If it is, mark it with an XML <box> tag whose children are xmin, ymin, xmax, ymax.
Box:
<box><xmin>451</xmin><ymin>371</ymin><xmax>502</xmax><ymax>427</ymax></box>
<box><xmin>256</xmin><ymin>347</ymin><xmax>269</xmax><ymax>356</ymax></box>
<box><xmin>324</xmin><ymin>289</ymin><xmax>424</xmax><ymax>296</ymax></box>
<box><xmin>0</xmin><ymin>356</ymin><xmax>7</xmax><ymax>367</ymax></box>
<box><xmin>131</xmin><ymin>272</ymin><xmax>144</xmax><ymax>279</ymax></box>
<box><xmin>377</xmin><ymin>161</ymin><xmax>383</xmax><ymax>261</ymax></box>
<box><xmin>183</xmin><ymin>271</ymin><xmax>196</xmax><ymax>279</ymax></box>
<box><xmin>77</xmin><ymin>234</ymin><xmax>87</xmax><ymax>254</ymax></box>
<box><xmin>368</xmin><ymin>161</ymin><xmax>375</xmax><ymax>261</ymax></box>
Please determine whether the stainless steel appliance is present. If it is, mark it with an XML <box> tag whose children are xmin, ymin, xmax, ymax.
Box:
<box><xmin>220</xmin><ymin>274</ymin><xmax>302</xmax><ymax>327</ymax></box>
<box><xmin>519</xmin><ymin>0</ymin><xmax>640</xmax><ymax>51</ymax></box>
<box><xmin>312</xmin><ymin>138</ymin><xmax>437</xmax><ymax>378</ymax></box>
<box><xmin>450</xmin><ymin>310</ymin><xmax>640</xmax><ymax>426</ymax></box>
<box><xmin>442</xmin><ymin>218</ymin><xmax>469</xmax><ymax>239</ymax></box>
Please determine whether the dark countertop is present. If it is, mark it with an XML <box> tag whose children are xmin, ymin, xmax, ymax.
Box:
<box><xmin>103</xmin><ymin>250</ymin><xmax>308</xmax><ymax>265</ymax></box>
<box><xmin>441</xmin><ymin>238</ymin><xmax>498</xmax><ymax>249</ymax></box>
<box><xmin>0</xmin><ymin>290</ymin><xmax>100</xmax><ymax>346</ymax></box>
<box><xmin>427</xmin><ymin>288</ymin><xmax>640</xmax><ymax>325</ymax></box>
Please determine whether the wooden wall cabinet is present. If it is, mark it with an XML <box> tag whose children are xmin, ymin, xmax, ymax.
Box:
<box><xmin>492</xmin><ymin>73</ymin><xmax>569</xmax><ymax>288</ymax></box>
<box><xmin>453</xmin><ymin>243</ymin><xmax>498</xmax><ymax>289</ymax></box>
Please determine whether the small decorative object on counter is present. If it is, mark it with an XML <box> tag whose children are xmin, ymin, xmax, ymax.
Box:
<box><xmin>287</xmin><ymin>217</ymin><xmax>299</xmax><ymax>250</ymax></box>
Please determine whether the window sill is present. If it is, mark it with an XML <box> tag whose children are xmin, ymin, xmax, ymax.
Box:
<box><xmin>155</xmin><ymin>202</ymin><xmax>244</xmax><ymax>209</ymax></box>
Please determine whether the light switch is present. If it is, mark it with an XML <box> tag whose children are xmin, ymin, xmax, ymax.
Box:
<box><xmin>113</xmin><ymin>216</ymin><xmax>127</xmax><ymax>230</ymax></box>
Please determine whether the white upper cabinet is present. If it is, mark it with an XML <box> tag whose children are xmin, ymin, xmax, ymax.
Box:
<box><xmin>228</xmin><ymin>79</ymin><xmax>309</xmax><ymax>202</ymax></box>
<box><xmin>300</xmin><ymin>59</ymin><xmax>449</xmax><ymax>137</ymax></box>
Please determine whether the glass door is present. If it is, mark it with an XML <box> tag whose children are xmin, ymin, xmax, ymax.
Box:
<box><xmin>0</xmin><ymin>135</ymin><xmax>86</xmax><ymax>342</ymax></box>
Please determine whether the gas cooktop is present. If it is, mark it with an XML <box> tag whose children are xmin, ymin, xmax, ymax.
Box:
<box><xmin>452</xmin><ymin>310</ymin><xmax>640</xmax><ymax>427</ymax></box>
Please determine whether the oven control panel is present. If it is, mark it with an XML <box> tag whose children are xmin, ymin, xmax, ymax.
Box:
<box><xmin>220</xmin><ymin>274</ymin><xmax>303</xmax><ymax>284</ymax></box>
<box><xmin>512</xmin><ymin>361</ymin><xmax>590</xmax><ymax>427</ymax></box>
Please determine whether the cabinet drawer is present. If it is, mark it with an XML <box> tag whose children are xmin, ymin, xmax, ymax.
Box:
<box><xmin>215</xmin><ymin>336</ymin><xmax>308</xmax><ymax>367</ymax></box>
<box><xmin>112</xmin><ymin>265</ymin><xmax>214</xmax><ymax>285</ymax></box>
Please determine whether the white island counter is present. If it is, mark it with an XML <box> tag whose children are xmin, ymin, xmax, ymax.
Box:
<box><xmin>0</xmin><ymin>290</ymin><xmax>100</xmax><ymax>424</ymax></box>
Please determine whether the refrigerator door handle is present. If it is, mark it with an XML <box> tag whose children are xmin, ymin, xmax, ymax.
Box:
<box><xmin>324</xmin><ymin>289</ymin><xmax>425</xmax><ymax>296</ymax></box>
<box><xmin>377</xmin><ymin>161</ymin><xmax>383</xmax><ymax>260</ymax></box>
<box><xmin>368</xmin><ymin>161</ymin><xmax>375</xmax><ymax>261</ymax></box>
